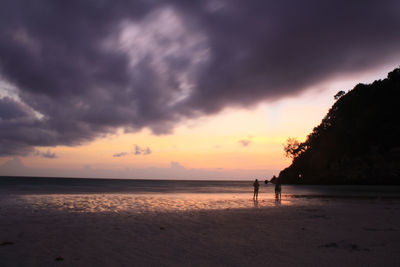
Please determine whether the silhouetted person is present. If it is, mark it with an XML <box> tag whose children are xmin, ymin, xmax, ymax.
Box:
<box><xmin>275</xmin><ymin>178</ymin><xmax>281</xmax><ymax>199</ymax></box>
<box><xmin>253</xmin><ymin>179</ymin><xmax>260</xmax><ymax>200</ymax></box>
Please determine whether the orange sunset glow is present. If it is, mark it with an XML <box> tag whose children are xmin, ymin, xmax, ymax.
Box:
<box><xmin>1</xmin><ymin>65</ymin><xmax>396</xmax><ymax>179</ymax></box>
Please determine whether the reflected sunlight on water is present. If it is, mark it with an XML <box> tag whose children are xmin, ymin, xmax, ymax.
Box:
<box><xmin>11</xmin><ymin>192</ymin><xmax>295</xmax><ymax>213</ymax></box>
<box><xmin>2</xmin><ymin>178</ymin><xmax>399</xmax><ymax>214</ymax></box>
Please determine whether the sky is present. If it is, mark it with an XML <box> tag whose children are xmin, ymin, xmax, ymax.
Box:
<box><xmin>0</xmin><ymin>0</ymin><xmax>399</xmax><ymax>180</ymax></box>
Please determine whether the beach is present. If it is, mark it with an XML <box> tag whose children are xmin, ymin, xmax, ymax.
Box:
<box><xmin>1</xmin><ymin>188</ymin><xmax>400</xmax><ymax>266</ymax></box>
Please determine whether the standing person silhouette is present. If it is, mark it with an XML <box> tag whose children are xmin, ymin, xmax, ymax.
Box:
<box><xmin>275</xmin><ymin>178</ymin><xmax>281</xmax><ymax>199</ymax></box>
<box><xmin>253</xmin><ymin>179</ymin><xmax>260</xmax><ymax>200</ymax></box>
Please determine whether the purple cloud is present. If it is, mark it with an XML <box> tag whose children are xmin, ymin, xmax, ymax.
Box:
<box><xmin>0</xmin><ymin>0</ymin><xmax>399</xmax><ymax>156</ymax></box>
<box><xmin>133</xmin><ymin>145</ymin><xmax>152</xmax><ymax>156</ymax></box>
<box><xmin>113</xmin><ymin>152</ymin><xmax>128</xmax><ymax>158</ymax></box>
<box><xmin>41</xmin><ymin>150</ymin><xmax>57</xmax><ymax>159</ymax></box>
<box><xmin>35</xmin><ymin>150</ymin><xmax>57</xmax><ymax>159</ymax></box>
<box><xmin>170</xmin><ymin>161</ymin><xmax>185</xmax><ymax>170</ymax></box>
<box><xmin>238</xmin><ymin>140</ymin><xmax>251</xmax><ymax>147</ymax></box>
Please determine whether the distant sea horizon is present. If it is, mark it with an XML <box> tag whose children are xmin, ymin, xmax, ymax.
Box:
<box><xmin>0</xmin><ymin>175</ymin><xmax>252</xmax><ymax>182</ymax></box>
<box><xmin>1</xmin><ymin>176</ymin><xmax>400</xmax><ymax>197</ymax></box>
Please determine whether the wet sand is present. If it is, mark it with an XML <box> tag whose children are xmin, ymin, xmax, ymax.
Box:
<box><xmin>1</xmin><ymin>194</ymin><xmax>400</xmax><ymax>266</ymax></box>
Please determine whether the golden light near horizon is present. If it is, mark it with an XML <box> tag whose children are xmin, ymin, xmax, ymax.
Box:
<box><xmin>0</xmin><ymin>64</ymin><xmax>398</xmax><ymax>179</ymax></box>
<box><xmin>7</xmin><ymin>85</ymin><xmax>337</xmax><ymax>171</ymax></box>
<box><xmin>1</xmin><ymin>0</ymin><xmax>400</xmax><ymax>180</ymax></box>
<box><xmin>1</xmin><ymin>2</ymin><xmax>400</xmax><ymax>266</ymax></box>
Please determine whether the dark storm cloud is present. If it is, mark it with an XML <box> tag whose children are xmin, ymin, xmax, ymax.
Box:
<box><xmin>0</xmin><ymin>97</ymin><xmax>31</xmax><ymax>120</ymax></box>
<box><xmin>0</xmin><ymin>0</ymin><xmax>399</xmax><ymax>155</ymax></box>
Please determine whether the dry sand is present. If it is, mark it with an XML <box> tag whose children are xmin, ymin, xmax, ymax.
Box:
<box><xmin>1</xmin><ymin>194</ymin><xmax>400</xmax><ymax>266</ymax></box>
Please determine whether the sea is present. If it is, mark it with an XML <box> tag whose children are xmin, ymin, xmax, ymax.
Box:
<box><xmin>1</xmin><ymin>176</ymin><xmax>400</xmax><ymax>213</ymax></box>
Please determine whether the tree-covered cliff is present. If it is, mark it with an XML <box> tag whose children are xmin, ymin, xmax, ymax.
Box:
<box><xmin>279</xmin><ymin>67</ymin><xmax>400</xmax><ymax>184</ymax></box>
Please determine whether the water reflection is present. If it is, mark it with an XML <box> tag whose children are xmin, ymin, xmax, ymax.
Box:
<box><xmin>3</xmin><ymin>184</ymin><xmax>400</xmax><ymax>214</ymax></box>
<box><xmin>12</xmin><ymin>192</ymin><xmax>294</xmax><ymax>213</ymax></box>
<box><xmin>253</xmin><ymin>198</ymin><xmax>259</xmax><ymax>208</ymax></box>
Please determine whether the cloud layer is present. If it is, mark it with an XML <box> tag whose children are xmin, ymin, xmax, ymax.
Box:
<box><xmin>1</xmin><ymin>0</ymin><xmax>400</xmax><ymax>155</ymax></box>
<box><xmin>0</xmin><ymin>158</ymin><xmax>278</xmax><ymax>180</ymax></box>
<box><xmin>113</xmin><ymin>144</ymin><xmax>152</xmax><ymax>157</ymax></box>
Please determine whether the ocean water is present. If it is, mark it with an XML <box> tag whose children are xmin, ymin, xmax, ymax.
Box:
<box><xmin>1</xmin><ymin>177</ymin><xmax>400</xmax><ymax>213</ymax></box>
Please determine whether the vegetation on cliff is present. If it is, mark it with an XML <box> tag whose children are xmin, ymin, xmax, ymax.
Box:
<box><xmin>280</xmin><ymin>67</ymin><xmax>400</xmax><ymax>184</ymax></box>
